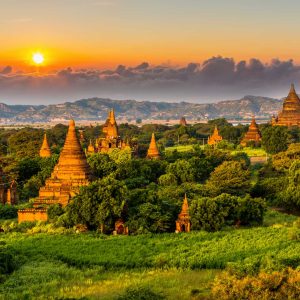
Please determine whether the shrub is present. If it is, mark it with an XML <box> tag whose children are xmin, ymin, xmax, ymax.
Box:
<box><xmin>116</xmin><ymin>286</ymin><xmax>165</xmax><ymax>300</ymax></box>
<box><xmin>0</xmin><ymin>205</ymin><xmax>18</xmax><ymax>220</ymax></box>
<box><xmin>211</xmin><ymin>268</ymin><xmax>300</xmax><ymax>300</ymax></box>
<box><xmin>190</xmin><ymin>194</ymin><xmax>267</xmax><ymax>231</ymax></box>
<box><xmin>0</xmin><ymin>246</ymin><xmax>17</xmax><ymax>276</ymax></box>
<box><xmin>47</xmin><ymin>204</ymin><xmax>64</xmax><ymax>222</ymax></box>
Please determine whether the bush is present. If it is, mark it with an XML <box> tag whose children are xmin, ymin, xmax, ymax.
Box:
<box><xmin>0</xmin><ymin>246</ymin><xmax>17</xmax><ymax>276</ymax></box>
<box><xmin>190</xmin><ymin>194</ymin><xmax>266</xmax><ymax>231</ymax></box>
<box><xmin>211</xmin><ymin>268</ymin><xmax>300</xmax><ymax>300</ymax></box>
<box><xmin>0</xmin><ymin>205</ymin><xmax>18</xmax><ymax>220</ymax></box>
<box><xmin>116</xmin><ymin>286</ymin><xmax>165</xmax><ymax>300</ymax></box>
<box><xmin>47</xmin><ymin>204</ymin><xmax>64</xmax><ymax>222</ymax></box>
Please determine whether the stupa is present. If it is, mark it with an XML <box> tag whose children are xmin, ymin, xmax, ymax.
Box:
<box><xmin>18</xmin><ymin>119</ymin><xmax>93</xmax><ymax>222</ymax></box>
<box><xmin>207</xmin><ymin>126</ymin><xmax>223</xmax><ymax>146</ymax></box>
<box><xmin>147</xmin><ymin>133</ymin><xmax>160</xmax><ymax>159</ymax></box>
<box><xmin>175</xmin><ymin>194</ymin><xmax>191</xmax><ymax>232</ymax></box>
<box><xmin>39</xmin><ymin>133</ymin><xmax>51</xmax><ymax>158</ymax></box>
<box><xmin>273</xmin><ymin>84</ymin><xmax>300</xmax><ymax>126</ymax></box>
<box><xmin>240</xmin><ymin>116</ymin><xmax>262</xmax><ymax>146</ymax></box>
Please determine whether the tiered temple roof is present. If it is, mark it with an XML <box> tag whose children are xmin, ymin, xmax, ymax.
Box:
<box><xmin>240</xmin><ymin>116</ymin><xmax>262</xmax><ymax>146</ymax></box>
<box><xmin>90</xmin><ymin>109</ymin><xmax>129</xmax><ymax>153</ymax></box>
<box><xmin>39</xmin><ymin>133</ymin><xmax>51</xmax><ymax>158</ymax></box>
<box><xmin>147</xmin><ymin>133</ymin><xmax>160</xmax><ymax>159</ymax></box>
<box><xmin>176</xmin><ymin>194</ymin><xmax>190</xmax><ymax>232</ymax></box>
<box><xmin>208</xmin><ymin>126</ymin><xmax>223</xmax><ymax>145</ymax></box>
<box><xmin>33</xmin><ymin>119</ymin><xmax>93</xmax><ymax>208</ymax></box>
<box><xmin>273</xmin><ymin>84</ymin><xmax>300</xmax><ymax>126</ymax></box>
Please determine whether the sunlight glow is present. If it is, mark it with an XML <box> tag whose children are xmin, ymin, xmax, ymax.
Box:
<box><xmin>32</xmin><ymin>52</ymin><xmax>44</xmax><ymax>65</ymax></box>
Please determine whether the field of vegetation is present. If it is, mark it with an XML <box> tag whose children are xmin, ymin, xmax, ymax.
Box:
<box><xmin>0</xmin><ymin>210</ymin><xmax>299</xmax><ymax>299</ymax></box>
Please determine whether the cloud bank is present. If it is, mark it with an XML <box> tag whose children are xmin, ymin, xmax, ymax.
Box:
<box><xmin>1</xmin><ymin>56</ymin><xmax>300</xmax><ymax>104</ymax></box>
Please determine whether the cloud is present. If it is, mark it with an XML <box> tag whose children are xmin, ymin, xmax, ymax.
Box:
<box><xmin>1</xmin><ymin>56</ymin><xmax>300</xmax><ymax>104</ymax></box>
<box><xmin>0</xmin><ymin>66</ymin><xmax>12</xmax><ymax>75</ymax></box>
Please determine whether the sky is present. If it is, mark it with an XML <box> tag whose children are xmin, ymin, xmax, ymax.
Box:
<box><xmin>1</xmin><ymin>0</ymin><xmax>300</xmax><ymax>104</ymax></box>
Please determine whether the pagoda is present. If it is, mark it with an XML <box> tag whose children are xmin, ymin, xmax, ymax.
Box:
<box><xmin>273</xmin><ymin>84</ymin><xmax>300</xmax><ymax>126</ymax></box>
<box><xmin>39</xmin><ymin>133</ymin><xmax>51</xmax><ymax>158</ymax></box>
<box><xmin>147</xmin><ymin>133</ymin><xmax>160</xmax><ymax>159</ymax></box>
<box><xmin>240</xmin><ymin>116</ymin><xmax>262</xmax><ymax>146</ymax></box>
<box><xmin>175</xmin><ymin>194</ymin><xmax>191</xmax><ymax>233</ymax></box>
<box><xmin>87</xmin><ymin>139</ymin><xmax>95</xmax><ymax>155</ymax></box>
<box><xmin>87</xmin><ymin>109</ymin><xmax>130</xmax><ymax>154</ymax></box>
<box><xmin>207</xmin><ymin>126</ymin><xmax>223</xmax><ymax>146</ymax></box>
<box><xmin>180</xmin><ymin>116</ymin><xmax>187</xmax><ymax>126</ymax></box>
<box><xmin>18</xmin><ymin>120</ymin><xmax>93</xmax><ymax>222</ymax></box>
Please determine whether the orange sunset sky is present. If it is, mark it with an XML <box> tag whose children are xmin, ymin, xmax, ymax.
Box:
<box><xmin>1</xmin><ymin>0</ymin><xmax>300</xmax><ymax>103</ymax></box>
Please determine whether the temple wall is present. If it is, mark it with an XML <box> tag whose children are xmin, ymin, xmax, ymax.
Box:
<box><xmin>18</xmin><ymin>209</ymin><xmax>48</xmax><ymax>223</ymax></box>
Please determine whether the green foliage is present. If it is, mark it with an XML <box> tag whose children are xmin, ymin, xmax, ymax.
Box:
<box><xmin>47</xmin><ymin>204</ymin><xmax>64</xmax><ymax>222</ymax></box>
<box><xmin>261</xmin><ymin>126</ymin><xmax>289</xmax><ymax>154</ymax></box>
<box><xmin>7</xmin><ymin>128</ymin><xmax>43</xmax><ymax>158</ymax></box>
<box><xmin>190</xmin><ymin>194</ymin><xmax>266</xmax><ymax>231</ymax></box>
<box><xmin>87</xmin><ymin>153</ymin><xmax>117</xmax><ymax>178</ymax></box>
<box><xmin>66</xmin><ymin>176</ymin><xmax>128</xmax><ymax>231</ymax></box>
<box><xmin>0</xmin><ymin>246</ymin><xmax>17</xmax><ymax>276</ymax></box>
<box><xmin>272</xmin><ymin>143</ymin><xmax>300</xmax><ymax>172</ymax></box>
<box><xmin>212</xmin><ymin>268</ymin><xmax>300</xmax><ymax>300</ymax></box>
<box><xmin>116</xmin><ymin>286</ymin><xmax>165</xmax><ymax>300</ymax></box>
<box><xmin>205</xmin><ymin>161</ymin><xmax>251</xmax><ymax>196</ymax></box>
<box><xmin>0</xmin><ymin>205</ymin><xmax>17</xmax><ymax>220</ymax></box>
<box><xmin>166</xmin><ymin>159</ymin><xmax>195</xmax><ymax>184</ymax></box>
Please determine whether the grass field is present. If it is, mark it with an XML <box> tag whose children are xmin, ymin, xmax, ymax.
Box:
<box><xmin>165</xmin><ymin>145</ymin><xmax>267</xmax><ymax>157</ymax></box>
<box><xmin>0</xmin><ymin>210</ymin><xmax>299</xmax><ymax>299</ymax></box>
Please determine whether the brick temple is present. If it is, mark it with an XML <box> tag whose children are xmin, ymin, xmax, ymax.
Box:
<box><xmin>273</xmin><ymin>84</ymin><xmax>300</xmax><ymax>127</ymax></box>
<box><xmin>208</xmin><ymin>126</ymin><xmax>223</xmax><ymax>146</ymax></box>
<box><xmin>240</xmin><ymin>116</ymin><xmax>262</xmax><ymax>146</ymax></box>
<box><xmin>18</xmin><ymin>119</ymin><xmax>93</xmax><ymax>222</ymax></box>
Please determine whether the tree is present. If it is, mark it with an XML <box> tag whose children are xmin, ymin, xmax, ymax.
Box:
<box><xmin>272</xmin><ymin>143</ymin><xmax>300</xmax><ymax>172</ymax></box>
<box><xmin>166</xmin><ymin>159</ymin><xmax>195</xmax><ymax>184</ymax></box>
<box><xmin>261</xmin><ymin>126</ymin><xmax>289</xmax><ymax>154</ymax></box>
<box><xmin>205</xmin><ymin>161</ymin><xmax>251</xmax><ymax>196</ymax></box>
<box><xmin>7</xmin><ymin>128</ymin><xmax>44</xmax><ymax>158</ymax></box>
<box><xmin>66</xmin><ymin>176</ymin><xmax>127</xmax><ymax>231</ymax></box>
<box><xmin>87</xmin><ymin>153</ymin><xmax>117</xmax><ymax>178</ymax></box>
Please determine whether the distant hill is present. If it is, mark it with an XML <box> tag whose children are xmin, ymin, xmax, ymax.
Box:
<box><xmin>0</xmin><ymin>96</ymin><xmax>282</xmax><ymax>123</ymax></box>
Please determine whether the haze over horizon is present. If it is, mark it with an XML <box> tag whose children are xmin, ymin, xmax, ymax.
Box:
<box><xmin>2</xmin><ymin>0</ymin><xmax>300</xmax><ymax>104</ymax></box>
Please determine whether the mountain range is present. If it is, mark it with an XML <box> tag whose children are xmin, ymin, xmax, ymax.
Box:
<box><xmin>0</xmin><ymin>96</ymin><xmax>283</xmax><ymax>124</ymax></box>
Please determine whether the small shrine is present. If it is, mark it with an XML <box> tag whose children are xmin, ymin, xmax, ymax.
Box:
<box><xmin>207</xmin><ymin>126</ymin><xmax>223</xmax><ymax>146</ymax></box>
<box><xmin>175</xmin><ymin>194</ymin><xmax>191</xmax><ymax>233</ymax></box>
<box><xmin>147</xmin><ymin>133</ymin><xmax>160</xmax><ymax>159</ymax></box>
<box><xmin>240</xmin><ymin>116</ymin><xmax>262</xmax><ymax>146</ymax></box>
<box><xmin>114</xmin><ymin>219</ymin><xmax>129</xmax><ymax>235</ymax></box>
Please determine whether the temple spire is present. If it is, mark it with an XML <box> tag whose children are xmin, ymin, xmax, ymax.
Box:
<box><xmin>175</xmin><ymin>194</ymin><xmax>191</xmax><ymax>232</ymax></box>
<box><xmin>39</xmin><ymin>133</ymin><xmax>51</xmax><ymax>158</ymax></box>
<box><xmin>147</xmin><ymin>133</ymin><xmax>160</xmax><ymax>159</ymax></box>
<box><xmin>110</xmin><ymin>109</ymin><xmax>116</xmax><ymax>125</ymax></box>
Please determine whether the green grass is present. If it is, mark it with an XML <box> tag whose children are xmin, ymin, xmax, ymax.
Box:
<box><xmin>232</xmin><ymin>147</ymin><xmax>267</xmax><ymax>157</ymax></box>
<box><xmin>165</xmin><ymin>145</ymin><xmax>196</xmax><ymax>153</ymax></box>
<box><xmin>165</xmin><ymin>145</ymin><xmax>267</xmax><ymax>157</ymax></box>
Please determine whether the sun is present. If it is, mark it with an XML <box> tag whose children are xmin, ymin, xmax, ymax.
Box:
<box><xmin>32</xmin><ymin>52</ymin><xmax>44</xmax><ymax>65</ymax></box>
